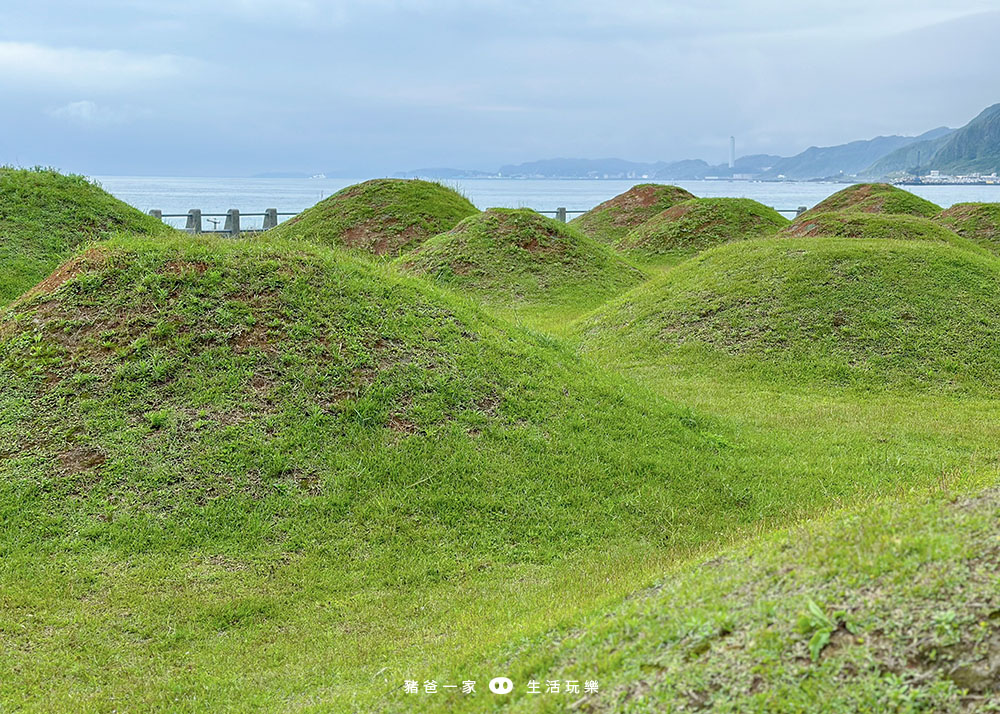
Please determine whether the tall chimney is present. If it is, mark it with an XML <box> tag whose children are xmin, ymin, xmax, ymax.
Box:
<box><xmin>729</xmin><ymin>136</ymin><xmax>736</xmax><ymax>170</ymax></box>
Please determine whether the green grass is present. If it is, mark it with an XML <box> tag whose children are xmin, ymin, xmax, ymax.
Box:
<box><xmin>619</xmin><ymin>198</ymin><xmax>788</xmax><ymax>268</ymax></box>
<box><xmin>3</xmin><ymin>174</ymin><xmax>1000</xmax><ymax>712</ymax></box>
<box><xmin>0</xmin><ymin>231</ymin><xmax>761</xmax><ymax>712</ymax></box>
<box><xmin>394</xmin><ymin>208</ymin><xmax>647</xmax><ymax>331</ymax></box>
<box><xmin>414</xmin><ymin>486</ymin><xmax>1000</xmax><ymax>713</ymax></box>
<box><xmin>795</xmin><ymin>183</ymin><xmax>941</xmax><ymax>222</ymax></box>
<box><xmin>575</xmin><ymin>237</ymin><xmax>1000</xmax><ymax>391</ymax></box>
<box><xmin>781</xmin><ymin>211</ymin><xmax>983</xmax><ymax>253</ymax></box>
<box><xmin>267</xmin><ymin>178</ymin><xmax>478</xmax><ymax>257</ymax></box>
<box><xmin>935</xmin><ymin>202</ymin><xmax>1000</xmax><ymax>255</ymax></box>
<box><xmin>569</xmin><ymin>183</ymin><xmax>695</xmax><ymax>245</ymax></box>
<box><xmin>0</xmin><ymin>167</ymin><xmax>167</xmax><ymax>307</ymax></box>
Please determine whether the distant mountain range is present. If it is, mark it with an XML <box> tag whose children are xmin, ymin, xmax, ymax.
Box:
<box><xmin>252</xmin><ymin>103</ymin><xmax>1000</xmax><ymax>182</ymax></box>
<box><xmin>863</xmin><ymin>103</ymin><xmax>1000</xmax><ymax>177</ymax></box>
<box><xmin>392</xmin><ymin>103</ymin><xmax>1000</xmax><ymax>182</ymax></box>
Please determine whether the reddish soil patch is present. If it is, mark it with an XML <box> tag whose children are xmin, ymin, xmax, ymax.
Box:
<box><xmin>658</xmin><ymin>203</ymin><xmax>694</xmax><ymax>221</ymax></box>
<box><xmin>517</xmin><ymin>232</ymin><xmax>562</xmax><ymax>254</ymax></box>
<box><xmin>19</xmin><ymin>247</ymin><xmax>106</xmax><ymax>302</ymax></box>
<box><xmin>231</xmin><ymin>324</ymin><xmax>273</xmax><ymax>353</ymax></box>
<box><xmin>58</xmin><ymin>447</ymin><xmax>106</xmax><ymax>474</ymax></box>
<box><xmin>341</xmin><ymin>222</ymin><xmax>422</xmax><ymax>256</ymax></box>
<box><xmin>593</xmin><ymin>185</ymin><xmax>695</xmax><ymax>227</ymax></box>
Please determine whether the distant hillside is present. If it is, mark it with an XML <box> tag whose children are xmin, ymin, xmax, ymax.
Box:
<box><xmin>394</xmin><ymin>102</ymin><xmax>1000</xmax><ymax>180</ymax></box>
<box><xmin>760</xmin><ymin>128</ymin><xmax>952</xmax><ymax>180</ymax></box>
<box><xmin>395</xmin><ymin>167</ymin><xmax>497</xmax><ymax>179</ymax></box>
<box><xmin>864</xmin><ymin>104</ymin><xmax>1000</xmax><ymax>177</ymax></box>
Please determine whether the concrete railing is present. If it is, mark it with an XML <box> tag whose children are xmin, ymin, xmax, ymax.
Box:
<box><xmin>538</xmin><ymin>206</ymin><xmax>807</xmax><ymax>222</ymax></box>
<box><xmin>149</xmin><ymin>204</ymin><xmax>809</xmax><ymax>235</ymax></box>
<box><xmin>148</xmin><ymin>209</ymin><xmax>297</xmax><ymax>236</ymax></box>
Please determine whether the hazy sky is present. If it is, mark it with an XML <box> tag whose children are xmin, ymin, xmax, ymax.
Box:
<box><xmin>1</xmin><ymin>1</ymin><xmax>998</xmax><ymax>176</ymax></box>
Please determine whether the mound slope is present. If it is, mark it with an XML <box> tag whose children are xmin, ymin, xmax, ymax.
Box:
<box><xmin>619</xmin><ymin>197</ymin><xmax>788</xmax><ymax>265</ymax></box>
<box><xmin>0</xmin><ymin>168</ymin><xmax>166</xmax><ymax>306</ymax></box>
<box><xmin>781</xmin><ymin>211</ymin><xmax>980</xmax><ymax>252</ymax></box>
<box><xmin>576</xmin><ymin>237</ymin><xmax>1000</xmax><ymax>389</ymax></box>
<box><xmin>569</xmin><ymin>183</ymin><xmax>696</xmax><ymax>244</ymax></box>
<box><xmin>395</xmin><ymin>208</ymin><xmax>646</xmax><ymax>317</ymax></box>
<box><xmin>795</xmin><ymin>183</ymin><xmax>941</xmax><ymax>222</ymax></box>
<box><xmin>1</xmin><ymin>232</ymin><xmax>733</xmax><ymax>582</ymax></box>
<box><xmin>268</xmin><ymin>178</ymin><xmax>477</xmax><ymax>257</ymax></box>
<box><xmin>935</xmin><ymin>202</ymin><xmax>1000</xmax><ymax>255</ymax></box>
<box><xmin>1</xmin><ymin>233</ymin><xmax>780</xmax><ymax>708</ymax></box>
<box><xmin>443</xmin><ymin>488</ymin><xmax>1000</xmax><ymax>713</ymax></box>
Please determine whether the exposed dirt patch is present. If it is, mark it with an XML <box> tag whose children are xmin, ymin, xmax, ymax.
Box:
<box><xmin>18</xmin><ymin>247</ymin><xmax>107</xmax><ymax>303</ymax></box>
<box><xmin>658</xmin><ymin>203</ymin><xmax>694</xmax><ymax>222</ymax></box>
<box><xmin>341</xmin><ymin>221</ymin><xmax>422</xmax><ymax>256</ymax></box>
<box><xmin>603</xmin><ymin>185</ymin><xmax>693</xmax><ymax>226</ymax></box>
<box><xmin>231</xmin><ymin>324</ymin><xmax>274</xmax><ymax>353</ymax></box>
<box><xmin>58</xmin><ymin>446</ymin><xmax>106</xmax><ymax>474</ymax></box>
<box><xmin>517</xmin><ymin>232</ymin><xmax>563</xmax><ymax>254</ymax></box>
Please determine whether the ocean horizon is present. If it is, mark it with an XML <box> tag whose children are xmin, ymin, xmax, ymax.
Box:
<box><xmin>91</xmin><ymin>175</ymin><xmax>1000</xmax><ymax>231</ymax></box>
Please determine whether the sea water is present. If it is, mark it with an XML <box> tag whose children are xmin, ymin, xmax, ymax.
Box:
<box><xmin>91</xmin><ymin>175</ymin><xmax>1000</xmax><ymax>231</ymax></box>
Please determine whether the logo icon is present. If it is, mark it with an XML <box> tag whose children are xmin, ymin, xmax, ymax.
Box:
<box><xmin>488</xmin><ymin>677</ymin><xmax>513</xmax><ymax>695</ymax></box>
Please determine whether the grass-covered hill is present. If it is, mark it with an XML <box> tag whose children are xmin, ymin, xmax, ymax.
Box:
<box><xmin>781</xmin><ymin>211</ymin><xmax>981</xmax><ymax>252</ymax></box>
<box><xmin>794</xmin><ymin>183</ymin><xmax>941</xmax><ymax>222</ymax></box>
<box><xmin>575</xmin><ymin>237</ymin><xmax>1000</xmax><ymax>390</ymax></box>
<box><xmin>618</xmin><ymin>197</ymin><xmax>789</xmax><ymax>267</ymax></box>
<box><xmin>935</xmin><ymin>202</ymin><xmax>1000</xmax><ymax>255</ymax></box>
<box><xmin>569</xmin><ymin>183</ymin><xmax>695</xmax><ymax>244</ymax></box>
<box><xmin>394</xmin><ymin>207</ymin><xmax>647</xmax><ymax>325</ymax></box>
<box><xmin>0</xmin><ymin>167</ymin><xmax>168</xmax><ymax>307</ymax></box>
<box><xmin>1</xmin><ymin>231</ymin><xmax>788</xmax><ymax>710</ymax></box>
<box><xmin>267</xmin><ymin>178</ymin><xmax>478</xmax><ymax>257</ymax></box>
<box><xmin>420</xmin><ymin>487</ymin><xmax>1000</xmax><ymax>713</ymax></box>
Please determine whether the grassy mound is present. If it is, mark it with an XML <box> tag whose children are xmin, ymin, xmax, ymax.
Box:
<box><xmin>395</xmin><ymin>208</ymin><xmax>647</xmax><ymax>324</ymax></box>
<box><xmin>569</xmin><ymin>183</ymin><xmax>696</xmax><ymax>244</ymax></box>
<box><xmin>0</xmin><ymin>167</ymin><xmax>167</xmax><ymax>307</ymax></box>
<box><xmin>1</xmin><ymin>232</ymin><xmax>774</xmax><ymax>710</ymax></box>
<box><xmin>267</xmin><ymin>178</ymin><xmax>477</xmax><ymax>257</ymax></box>
<box><xmin>575</xmin><ymin>237</ymin><xmax>1000</xmax><ymax>390</ymax></box>
<box><xmin>619</xmin><ymin>197</ymin><xmax>789</xmax><ymax>266</ymax></box>
<box><xmin>936</xmin><ymin>202</ymin><xmax>1000</xmax><ymax>255</ymax></box>
<box><xmin>781</xmin><ymin>211</ymin><xmax>980</xmax><ymax>252</ymax></box>
<box><xmin>795</xmin><ymin>183</ymin><xmax>941</xmax><ymax>221</ymax></box>
<box><xmin>430</xmin><ymin>487</ymin><xmax>1000</xmax><ymax>713</ymax></box>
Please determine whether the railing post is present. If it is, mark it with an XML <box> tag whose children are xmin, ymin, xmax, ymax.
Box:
<box><xmin>263</xmin><ymin>208</ymin><xmax>278</xmax><ymax>230</ymax></box>
<box><xmin>555</xmin><ymin>207</ymin><xmax>567</xmax><ymax>223</ymax></box>
<box><xmin>224</xmin><ymin>209</ymin><xmax>240</xmax><ymax>237</ymax></box>
<box><xmin>149</xmin><ymin>209</ymin><xmax>162</xmax><ymax>221</ymax></box>
<box><xmin>185</xmin><ymin>209</ymin><xmax>202</xmax><ymax>234</ymax></box>
<box><xmin>795</xmin><ymin>206</ymin><xmax>808</xmax><ymax>217</ymax></box>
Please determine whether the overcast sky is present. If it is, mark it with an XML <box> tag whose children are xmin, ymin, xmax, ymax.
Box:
<box><xmin>1</xmin><ymin>1</ymin><xmax>997</xmax><ymax>176</ymax></box>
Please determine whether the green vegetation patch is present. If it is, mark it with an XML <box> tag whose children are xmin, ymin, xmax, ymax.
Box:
<box><xmin>267</xmin><ymin>178</ymin><xmax>478</xmax><ymax>257</ymax></box>
<box><xmin>0</xmin><ymin>232</ymin><xmax>764</xmax><ymax>710</ymax></box>
<box><xmin>936</xmin><ymin>202</ymin><xmax>1000</xmax><ymax>255</ymax></box>
<box><xmin>619</xmin><ymin>197</ymin><xmax>788</xmax><ymax>267</ymax></box>
<box><xmin>395</xmin><ymin>207</ymin><xmax>647</xmax><ymax>322</ymax></box>
<box><xmin>795</xmin><ymin>183</ymin><xmax>941</xmax><ymax>222</ymax></box>
<box><xmin>0</xmin><ymin>167</ymin><xmax>167</xmax><ymax>307</ymax></box>
<box><xmin>569</xmin><ymin>183</ymin><xmax>696</xmax><ymax>244</ymax></box>
<box><xmin>437</xmin><ymin>488</ymin><xmax>1000</xmax><ymax>713</ymax></box>
<box><xmin>781</xmin><ymin>211</ymin><xmax>980</xmax><ymax>253</ymax></box>
<box><xmin>575</xmin><ymin>237</ymin><xmax>1000</xmax><ymax>390</ymax></box>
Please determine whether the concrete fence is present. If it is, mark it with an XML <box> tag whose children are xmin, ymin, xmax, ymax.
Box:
<box><xmin>149</xmin><ymin>205</ymin><xmax>809</xmax><ymax>236</ymax></box>
<box><xmin>534</xmin><ymin>205</ymin><xmax>808</xmax><ymax>221</ymax></box>
<box><xmin>148</xmin><ymin>208</ymin><xmax>297</xmax><ymax>236</ymax></box>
